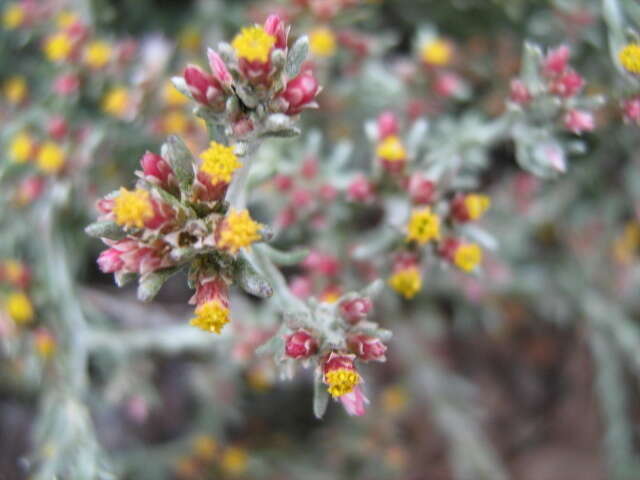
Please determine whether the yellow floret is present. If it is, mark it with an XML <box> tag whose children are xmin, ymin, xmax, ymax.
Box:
<box><xmin>84</xmin><ymin>40</ymin><xmax>112</xmax><ymax>69</ymax></box>
<box><xmin>421</xmin><ymin>38</ymin><xmax>452</xmax><ymax>66</ymax></box>
<box><xmin>190</xmin><ymin>300</ymin><xmax>230</xmax><ymax>334</ymax></box>
<box><xmin>388</xmin><ymin>267</ymin><xmax>422</xmax><ymax>299</ymax></box>
<box><xmin>9</xmin><ymin>132</ymin><xmax>34</xmax><ymax>163</ymax></box>
<box><xmin>221</xmin><ymin>447</ymin><xmax>248</xmax><ymax>475</ymax></box>
<box><xmin>376</xmin><ymin>135</ymin><xmax>407</xmax><ymax>162</ymax></box>
<box><xmin>218</xmin><ymin>209</ymin><xmax>262</xmax><ymax>254</ymax></box>
<box><xmin>453</xmin><ymin>243</ymin><xmax>482</xmax><ymax>272</ymax></box>
<box><xmin>463</xmin><ymin>194</ymin><xmax>491</xmax><ymax>220</ymax></box>
<box><xmin>406</xmin><ymin>208</ymin><xmax>440</xmax><ymax>244</ymax></box>
<box><xmin>44</xmin><ymin>32</ymin><xmax>73</xmax><ymax>62</ymax></box>
<box><xmin>5</xmin><ymin>292</ymin><xmax>34</xmax><ymax>324</ymax></box>
<box><xmin>102</xmin><ymin>87</ymin><xmax>129</xmax><ymax>117</ymax></box>
<box><xmin>163</xmin><ymin>81</ymin><xmax>188</xmax><ymax>107</ymax></box>
<box><xmin>199</xmin><ymin>141</ymin><xmax>242</xmax><ymax>184</ymax></box>
<box><xmin>162</xmin><ymin>111</ymin><xmax>189</xmax><ymax>134</ymax></box>
<box><xmin>192</xmin><ymin>435</ymin><xmax>217</xmax><ymax>460</ymax></box>
<box><xmin>620</xmin><ymin>44</ymin><xmax>640</xmax><ymax>74</ymax></box>
<box><xmin>3</xmin><ymin>76</ymin><xmax>27</xmax><ymax>104</ymax></box>
<box><xmin>112</xmin><ymin>187</ymin><xmax>153</xmax><ymax>229</ymax></box>
<box><xmin>3</xmin><ymin>4</ymin><xmax>25</xmax><ymax>29</ymax></box>
<box><xmin>35</xmin><ymin>332</ymin><xmax>56</xmax><ymax>358</ymax></box>
<box><xmin>309</xmin><ymin>27</ymin><xmax>337</xmax><ymax>57</ymax></box>
<box><xmin>56</xmin><ymin>10</ymin><xmax>78</xmax><ymax>29</ymax></box>
<box><xmin>36</xmin><ymin>141</ymin><xmax>65</xmax><ymax>174</ymax></box>
<box><xmin>325</xmin><ymin>368</ymin><xmax>360</xmax><ymax>398</ymax></box>
<box><xmin>232</xmin><ymin>26</ymin><xmax>276</xmax><ymax>63</ymax></box>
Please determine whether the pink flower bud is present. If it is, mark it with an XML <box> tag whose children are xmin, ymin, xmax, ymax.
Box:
<box><xmin>207</xmin><ymin>48</ymin><xmax>233</xmax><ymax>88</ymax></box>
<box><xmin>339</xmin><ymin>297</ymin><xmax>373</xmax><ymax>323</ymax></box>
<box><xmin>348</xmin><ymin>334</ymin><xmax>387</xmax><ymax>362</ymax></box>
<box><xmin>408</xmin><ymin>173</ymin><xmax>435</xmax><ymax>204</ymax></box>
<box><xmin>291</xmin><ymin>189</ymin><xmax>314</xmax><ymax>209</ymax></box>
<box><xmin>289</xmin><ymin>275</ymin><xmax>312</xmax><ymax>298</ymax></box>
<box><xmin>377</xmin><ymin>111</ymin><xmax>399</xmax><ymax>139</ymax></box>
<box><xmin>15</xmin><ymin>176</ymin><xmax>45</xmax><ymax>206</ymax></box>
<box><xmin>183</xmin><ymin>64</ymin><xmax>223</xmax><ymax>106</ymax></box>
<box><xmin>434</xmin><ymin>72</ymin><xmax>464</xmax><ymax>98</ymax></box>
<box><xmin>264</xmin><ymin>14</ymin><xmax>288</xmax><ymax>50</ymax></box>
<box><xmin>47</xmin><ymin>116</ymin><xmax>68</xmax><ymax>140</ymax></box>
<box><xmin>543</xmin><ymin>45</ymin><xmax>570</xmax><ymax>76</ymax></box>
<box><xmin>323</xmin><ymin>351</ymin><xmax>356</xmax><ymax>374</ymax></box>
<box><xmin>549</xmin><ymin>69</ymin><xmax>584</xmax><ymax>98</ymax></box>
<box><xmin>339</xmin><ymin>385</ymin><xmax>368</xmax><ymax>416</ymax></box>
<box><xmin>347</xmin><ymin>175</ymin><xmax>376</xmax><ymax>203</ymax></box>
<box><xmin>438</xmin><ymin>237</ymin><xmax>461</xmax><ymax>263</ymax></box>
<box><xmin>140</xmin><ymin>151</ymin><xmax>174</xmax><ymax>188</ymax></box>
<box><xmin>53</xmin><ymin>73</ymin><xmax>80</xmax><ymax>95</ymax></box>
<box><xmin>303</xmin><ymin>250</ymin><xmax>340</xmax><ymax>276</ymax></box>
<box><xmin>622</xmin><ymin>97</ymin><xmax>640</xmax><ymax>124</ymax></box>
<box><xmin>563</xmin><ymin>109</ymin><xmax>595</xmax><ymax>134</ymax></box>
<box><xmin>285</xmin><ymin>330</ymin><xmax>318</xmax><ymax>359</ymax></box>
<box><xmin>190</xmin><ymin>276</ymin><xmax>229</xmax><ymax>308</ymax></box>
<box><xmin>97</xmin><ymin>247</ymin><xmax>125</xmax><ymax>273</ymax></box>
<box><xmin>300</xmin><ymin>155</ymin><xmax>318</xmax><ymax>179</ymax></box>
<box><xmin>279</xmin><ymin>70</ymin><xmax>320</xmax><ymax>115</ymax></box>
<box><xmin>276</xmin><ymin>206</ymin><xmax>297</xmax><ymax>228</ymax></box>
<box><xmin>319</xmin><ymin>183</ymin><xmax>338</xmax><ymax>201</ymax></box>
<box><xmin>273</xmin><ymin>174</ymin><xmax>293</xmax><ymax>191</ymax></box>
<box><xmin>509</xmin><ymin>79</ymin><xmax>532</xmax><ymax>104</ymax></box>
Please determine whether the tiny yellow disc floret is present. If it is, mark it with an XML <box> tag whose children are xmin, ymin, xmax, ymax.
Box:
<box><xmin>376</xmin><ymin>135</ymin><xmax>407</xmax><ymax>162</ymax></box>
<box><xmin>113</xmin><ymin>187</ymin><xmax>154</xmax><ymax>229</ymax></box>
<box><xmin>5</xmin><ymin>292</ymin><xmax>34</xmax><ymax>324</ymax></box>
<box><xmin>464</xmin><ymin>194</ymin><xmax>491</xmax><ymax>220</ymax></box>
<box><xmin>309</xmin><ymin>27</ymin><xmax>337</xmax><ymax>57</ymax></box>
<box><xmin>421</xmin><ymin>38</ymin><xmax>452</xmax><ymax>66</ymax></box>
<box><xmin>102</xmin><ymin>87</ymin><xmax>129</xmax><ymax>117</ymax></box>
<box><xmin>84</xmin><ymin>40</ymin><xmax>112</xmax><ymax>69</ymax></box>
<box><xmin>190</xmin><ymin>300</ymin><xmax>230</xmax><ymax>334</ymax></box>
<box><xmin>232</xmin><ymin>26</ymin><xmax>276</xmax><ymax>63</ymax></box>
<box><xmin>619</xmin><ymin>44</ymin><xmax>640</xmax><ymax>74</ymax></box>
<box><xmin>406</xmin><ymin>208</ymin><xmax>441</xmax><ymax>244</ymax></box>
<box><xmin>9</xmin><ymin>132</ymin><xmax>34</xmax><ymax>163</ymax></box>
<box><xmin>388</xmin><ymin>267</ymin><xmax>422</xmax><ymax>299</ymax></box>
<box><xmin>44</xmin><ymin>32</ymin><xmax>73</xmax><ymax>62</ymax></box>
<box><xmin>4</xmin><ymin>76</ymin><xmax>27</xmax><ymax>104</ymax></box>
<box><xmin>221</xmin><ymin>447</ymin><xmax>248</xmax><ymax>475</ymax></box>
<box><xmin>218</xmin><ymin>209</ymin><xmax>262</xmax><ymax>254</ymax></box>
<box><xmin>325</xmin><ymin>368</ymin><xmax>360</xmax><ymax>398</ymax></box>
<box><xmin>454</xmin><ymin>243</ymin><xmax>482</xmax><ymax>272</ymax></box>
<box><xmin>36</xmin><ymin>141</ymin><xmax>65</xmax><ymax>174</ymax></box>
<box><xmin>199</xmin><ymin>142</ymin><xmax>242</xmax><ymax>184</ymax></box>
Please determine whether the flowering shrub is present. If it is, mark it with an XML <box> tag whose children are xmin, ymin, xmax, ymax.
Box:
<box><xmin>3</xmin><ymin>0</ymin><xmax>640</xmax><ymax>479</ymax></box>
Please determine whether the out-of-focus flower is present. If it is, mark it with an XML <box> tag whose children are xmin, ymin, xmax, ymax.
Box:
<box><xmin>619</xmin><ymin>43</ymin><xmax>640</xmax><ymax>74</ymax></box>
<box><xmin>509</xmin><ymin>79</ymin><xmax>531</xmax><ymax>105</ymax></box>
<box><xmin>102</xmin><ymin>87</ymin><xmax>130</xmax><ymax>118</ymax></box>
<box><xmin>3</xmin><ymin>76</ymin><xmax>27</xmax><ymax>105</ymax></box>
<box><xmin>340</xmin><ymin>297</ymin><xmax>373</xmax><ymax>324</ymax></box>
<box><xmin>53</xmin><ymin>73</ymin><xmax>80</xmax><ymax>95</ymax></box>
<box><xmin>346</xmin><ymin>174</ymin><xmax>376</xmax><ymax>203</ymax></box>
<box><xmin>376</xmin><ymin>135</ymin><xmax>407</xmax><ymax>171</ymax></box>
<box><xmin>420</xmin><ymin>38</ymin><xmax>453</xmax><ymax>67</ymax></box>
<box><xmin>163</xmin><ymin>81</ymin><xmax>188</xmax><ymax>107</ymax></box>
<box><xmin>192</xmin><ymin>434</ymin><xmax>217</xmax><ymax>461</ymax></box>
<box><xmin>542</xmin><ymin>45</ymin><xmax>570</xmax><ymax>76</ymax></box>
<box><xmin>309</xmin><ymin>27</ymin><xmax>337</xmax><ymax>57</ymax></box>
<box><xmin>622</xmin><ymin>96</ymin><xmax>640</xmax><ymax>124</ymax></box>
<box><xmin>564</xmin><ymin>109</ymin><xmax>595</xmax><ymax>134</ymax></box>
<box><xmin>9</xmin><ymin>132</ymin><xmax>35</xmax><ymax>164</ymax></box>
<box><xmin>43</xmin><ymin>32</ymin><xmax>74</xmax><ymax>62</ymax></box>
<box><xmin>36</xmin><ymin>141</ymin><xmax>65</xmax><ymax>174</ymax></box>
<box><xmin>221</xmin><ymin>447</ymin><xmax>248</xmax><ymax>476</ymax></box>
<box><xmin>1</xmin><ymin>260</ymin><xmax>30</xmax><ymax>289</ymax></box>
<box><xmin>2</xmin><ymin>3</ymin><xmax>25</xmax><ymax>29</ymax></box>
<box><xmin>440</xmin><ymin>238</ymin><xmax>483</xmax><ymax>272</ymax></box>
<box><xmin>15</xmin><ymin>176</ymin><xmax>46</xmax><ymax>206</ymax></box>
<box><xmin>451</xmin><ymin>193</ymin><xmax>491</xmax><ymax>222</ymax></box>
<box><xmin>388</xmin><ymin>266</ymin><xmax>422</xmax><ymax>299</ymax></box>
<box><xmin>84</xmin><ymin>40</ymin><xmax>112</xmax><ymax>69</ymax></box>
<box><xmin>5</xmin><ymin>291</ymin><xmax>34</xmax><ymax>324</ymax></box>
<box><xmin>408</xmin><ymin>173</ymin><xmax>435</xmax><ymax>204</ymax></box>
<box><xmin>34</xmin><ymin>328</ymin><xmax>56</xmax><ymax>358</ymax></box>
<box><xmin>549</xmin><ymin>69</ymin><xmax>584</xmax><ymax>97</ymax></box>
<box><xmin>406</xmin><ymin>208</ymin><xmax>440</xmax><ymax>244</ymax></box>
<box><xmin>377</xmin><ymin>111</ymin><xmax>399</xmax><ymax>139</ymax></box>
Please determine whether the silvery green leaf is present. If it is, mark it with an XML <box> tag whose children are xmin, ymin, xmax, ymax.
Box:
<box><xmin>171</xmin><ymin>76</ymin><xmax>191</xmax><ymax>101</ymax></box>
<box><xmin>459</xmin><ymin>225</ymin><xmax>499</xmax><ymax>251</ymax></box>
<box><xmin>234</xmin><ymin>258</ymin><xmax>274</xmax><ymax>298</ymax></box>
<box><xmin>363</xmin><ymin>279</ymin><xmax>384</xmax><ymax>298</ymax></box>
<box><xmin>217</xmin><ymin>42</ymin><xmax>235</xmax><ymax>63</ymax></box>
<box><xmin>137</xmin><ymin>267</ymin><xmax>181</xmax><ymax>303</ymax></box>
<box><xmin>260</xmin><ymin>244</ymin><xmax>308</xmax><ymax>265</ymax></box>
<box><xmin>521</xmin><ymin>42</ymin><xmax>544</xmax><ymax>93</ymax></box>
<box><xmin>85</xmin><ymin>221</ymin><xmax>126</xmax><ymax>240</ymax></box>
<box><xmin>262</xmin><ymin>114</ymin><xmax>300</xmax><ymax>137</ymax></box>
<box><xmin>114</xmin><ymin>272</ymin><xmax>136</xmax><ymax>287</ymax></box>
<box><xmin>406</xmin><ymin>118</ymin><xmax>429</xmax><ymax>158</ymax></box>
<box><xmin>285</xmin><ymin>36</ymin><xmax>309</xmax><ymax>78</ymax></box>
<box><xmin>162</xmin><ymin>136</ymin><xmax>195</xmax><ymax>194</ymax></box>
<box><xmin>256</xmin><ymin>332</ymin><xmax>284</xmax><ymax>357</ymax></box>
<box><xmin>313</xmin><ymin>372</ymin><xmax>330</xmax><ymax>419</ymax></box>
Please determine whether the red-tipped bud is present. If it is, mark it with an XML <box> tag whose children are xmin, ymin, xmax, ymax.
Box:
<box><xmin>623</xmin><ymin>97</ymin><xmax>640</xmax><ymax>125</ymax></box>
<box><xmin>285</xmin><ymin>330</ymin><xmax>318</xmax><ymax>359</ymax></box>
<box><xmin>549</xmin><ymin>69</ymin><xmax>584</xmax><ymax>98</ymax></box>
<box><xmin>140</xmin><ymin>151</ymin><xmax>174</xmax><ymax>188</ymax></box>
<box><xmin>289</xmin><ymin>275</ymin><xmax>312</xmax><ymax>298</ymax></box>
<box><xmin>348</xmin><ymin>334</ymin><xmax>387</xmax><ymax>362</ymax></box>
<box><xmin>339</xmin><ymin>297</ymin><xmax>373</xmax><ymax>323</ymax></box>
<box><xmin>15</xmin><ymin>176</ymin><xmax>46</xmax><ymax>206</ymax></box>
<box><xmin>434</xmin><ymin>72</ymin><xmax>464</xmax><ymax>98</ymax></box>
<box><xmin>279</xmin><ymin>70</ymin><xmax>320</xmax><ymax>115</ymax></box>
<box><xmin>97</xmin><ymin>247</ymin><xmax>125</xmax><ymax>273</ymax></box>
<box><xmin>543</xmin><ymin>45</ymin><xmax>570</xmax><ymax>77</ymax></box>
<box><xmin>190</xmin><ymin>276</ymin><xmax>230</xmax><ymax>309</ymax></box>
<box><xmin>346</xmin><ymin>175</ymin><xmax>376</xmax><ymax>203</ymax></box>
<box><xmin>408</xmin><ymin>173</ymin><xmax>435</xmax><ymax>204</ymax></box>
<box><xmin>183</xmin><ymin>64</ymin><xmax>223</xmax><ymax>106</ymax></box>
<box><xmin>47</xmin><ymin>116</ymin><xmax>68</xmax><ymax>140</ymax></box>
<box><xmin>302</xmin><ymin>250</ymin><xmax>340</xmax><ymax>276</ymax></box>
<box><xmin>264</xmin><ymin>14</ymin><xmax>288</xmax><ymax>50</ymax></box>
<box><xmin>563</xmin><ymin>109</ymin><xmax>595</xmax><ymax>134</ymax></box>
<box><xmin>319</xmin><ymin>184</ymin><xmax>338</xmax><ymax>201</ymax></box>
<box><xmin>509</xmin><ymin>79</ymin><xmax>532</xmax><ymax>105</ymax></box>
<box><xmin>207</xmin><ymin>48</ymin><xmax>233</xmax><ymax>88</ymax></box>
<box><xmin>300</xmin><ymin>155</ymin><xmax>318</xmax><ymax>179</ymax></box>
<box><xmin>53</xmin><ymin>73</ymin><xmax>80</xmax><ymax>95</ymax></box>
<box><xmin>273</xmin><ymin>174</ymin><xmax>294</xmax><ymax>191</ymax></box>
<box><xmin>377</xmin><ymin>111</ymin><xmax>399</xmax><ymax>139</ymax></box>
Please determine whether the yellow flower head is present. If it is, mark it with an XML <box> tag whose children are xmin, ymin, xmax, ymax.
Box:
<box><xmin>325</xmin><ymin>368</ymin><xmax>360</xmax><ymax>398</ymax></box>
<box><xmin>453</xmin><ymin>243</ymin><xmax>482</xmax><ymax>272</ymax></box>
<box><xmin>192</xmin><ymin>435</ymin><xmax>217</xmax><ymax>460</ymax></box>
<box><xmin>163</xmin><ymin>81</ymin><xmax>188</xmax><ymax>107</ymax></box>
<box><xmin>376</xmin><ymin>135</ymin><xmax>407</xmax><ymax>162</ymax></box>
<box><xmin>221</xmin><ymin>447</ymin><xmax>248</xmax><ymax>476</ymax></box>
<box><xmin>3</xmin><ymin>76</ymin><xmax>27</xmax><ymax>104</ymax></box>
<box><xmin>84</xmin><ymin>40</ymin><xmax>112</xmax><ymax>69</ymax></box>
<box><xmin>44</xmin><ymin>32</ymin><xmax>74</xmax><ymax>62</ymax></box>
<box><xmin>620</xmin><ymin>43</ymin><xmax>640</xmax><ymax>74</ymax></box>
<box><xmin>421</xmin><ymin>38</ymin><xmax>453</xmax><ymax>66</ymax></box>
<box><xmin>218</xmin><ymin>209</ymin><xmax>262</xmax><ymax>254</ymax></box>
<box><xmin>190</xmin><ymin>300</ymin><xmax>230</xmax><ymax>334</ymax></box>
<box><xmin>388</xmin><ymin>267</ymin><xmax>422</xmax><ymax>299</ymax></box>
<box><xmin>56</xmin><ymin>10</ymin><xmax>78</xmax><ymax>29</ymax></box>
<box><xmin>199</xmin><ymin>141</ymin><xmax>242</xmax><ymax>184</ymax></box>
<box><xmin>9</xmin><ymin>132</ymin><xmax>34</xmax><ymax>163</ymax></box>
<box><xmin>3</xmin><ymin>4</ymin><xmax>25</xmax><ymax>29</ymax></box>
<box><xmin>463</xmin><ymin>194</ymin><xmax>491</xmax><ymax>220</ymax></box>
<box><xmin>36</xmin><ymin>141</ymin><xmax>65</xmax><ymax>174</ymax></box>
<box><xmin>309</xmin><ymin>27</ymin><xmax>337</xmax><ymax>57</ymax></box>
<box><xmin>406</xmin><ymin>208</ymin><xmax>440</xmax><ymax>244</ymax></box>
<box><xmin>613</xmin><ymin>222</ymin><xmax>640</xmax><ymax>264</ymax></box>
<box><xmin>162</xmin><ymin>111</ymin><xmax>189</xmax><ymax>134</ymax></box>
<box><xmin>113</xmin><ymin>187</ymin><xmax>154</xmax><ymax>229</ymax></box>
<box><xmin>102</xmin><ymin>87</ymin><xmax>129</xmax><ymax>117</ymax></box>
<box><xmin>232</xmin><ymin>26</ymin><xmax>276</xmax><ymax>62</ymax></box>
<box><xmin>5</xmin><ymin>292</ymin><xmax>33</xmax><ymax>324</ymax></box>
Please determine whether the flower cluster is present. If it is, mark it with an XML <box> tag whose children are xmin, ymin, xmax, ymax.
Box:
<box><xmin>174</xmin><ymin>435</ymin><xmax>249</xmax><ymax>480</ymax></box>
